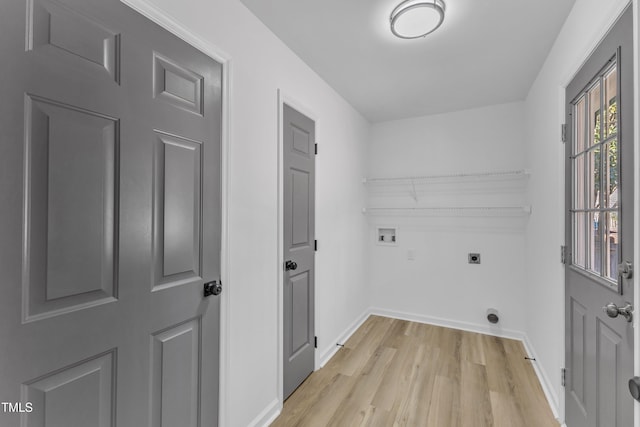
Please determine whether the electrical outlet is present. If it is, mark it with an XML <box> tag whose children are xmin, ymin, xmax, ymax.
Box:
<box><xmin>468</xmin><ymin>253</ymin><xmax>481</xmax><ymax>264</ymax></box>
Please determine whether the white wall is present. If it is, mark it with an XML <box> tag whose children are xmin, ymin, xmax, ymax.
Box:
<box><xmin>367</xmin><ymin>102</ymin><xmax>528</xmax><ymax>337</ymax></box>
<box><xmin>121</xmin><ymin>0</ymin><xmax>371</xmax><ymax>425</ymax></box>
<box><xmin>523</xmin><ymin>0</ymin><xmax>631</xmax><ymax>416</ymax></box>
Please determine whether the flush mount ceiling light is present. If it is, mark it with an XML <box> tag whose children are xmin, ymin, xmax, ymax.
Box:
<box><xmin>390</xmin><ymin>0</ymin><xmax>446</xmax><ymax>39</ymax></box>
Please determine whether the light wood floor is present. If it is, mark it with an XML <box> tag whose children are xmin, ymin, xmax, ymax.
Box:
<box><xmin>271</xmin><ymin>315</ymin><xmax>559</xmax><ymax>427</ymax></box>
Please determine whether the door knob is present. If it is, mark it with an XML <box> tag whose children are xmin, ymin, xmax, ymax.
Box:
<box><xmin>602</xmin><ymin>302</ymin><xmax>633</xmax><ymax>322</ymax></box>
<box><xmin>284</xmin><ymin>260</ymin><xmax>298</xmax><ymax>271</ymax></box>
<box><xmin>629</xmin><ymin>377</ymin><xmax>640</xmax><ymax>401</ymax></box>
<box><xmin>204</xmin><ymin>281</ymin><xmax>222</xmax><ymax>297</ymax></box>
<box><xmin>618</xmin><ymin>261</ymin><xmax>633</xmax><ymax>279</ymax></box>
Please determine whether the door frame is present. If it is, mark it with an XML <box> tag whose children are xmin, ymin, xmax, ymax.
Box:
<box><xmin>277</xmin><ymin>89</ymin><xmax>319</xmax><ymax>405</ymax></box>
<box><xmin>633</xmin><ymin>1</ymin><xmax>640</xmax><ymax>424</ymax></box>
<box><xmin>110</xmin><ymin>1</ymin><xmax>232</xmax><ymax>424</ymax></box>
<box><xmin>558</xmin><ymin>0</ymin><xmax>639</xmax><ymax>424</ymax></box>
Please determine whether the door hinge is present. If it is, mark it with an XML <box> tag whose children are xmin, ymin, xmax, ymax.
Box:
<box><xmin>315</xmin><ymin>143</ymin><xmax>318</xmax><ymax>155</ymax></box>
<box><xmin>561</xmin><ymin>245</ymin><xmax>568</xmax><ymax>264</ymax></box>
<box><xmin>314</xmin><ymin>336</ymin><xmax>318</xmax><ymax>348</ymax></box>
<box><xmin>561</xmin><ymin>368</ymin><xmax>566</xmax><ymax>387</ymax></box>
<box><xmin>561</xmin><ymin>124</ymin><xmax>567</xmax><ymax>143</ymax></box>
<box><xmin>314</xmin><ymin>240</ymin><xmax>317</xmax><ymax>251</ymax></box>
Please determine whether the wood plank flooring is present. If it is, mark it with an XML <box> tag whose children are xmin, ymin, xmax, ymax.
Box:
<box><xmin>271</xmin><ymin>315</ymin><xmax>559</xmax><ymax>427</ymax></box>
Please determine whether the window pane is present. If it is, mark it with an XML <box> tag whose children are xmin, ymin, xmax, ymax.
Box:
<box><xmin>574</xmin><ymin>96</ymin><xmax>586</xmax><ymax>154</ymax></box>
<box><xmin>573</xmin><ymin>153</ymin><xmax>586</xmax><ymax>209</ymax></box>
<box><xmin>587</xmin><ymin>146</ymin><xmax>601</xmax><ymax>209</ymax></box>
<box><xmin>604</xmin><ymin>211</ymin><xmax>619</xmax><ymax>280</ymax></box>
<box><xmin>603</xmin><ymin>140</ymin><xmax>618</xmax><ymax>209</ymax></box>
<box><xmin>588</xmin><ymin>211</ymin><xmax>602</xmax><ymax>274</ymax></box>
<box><xmin>569</xmin><ymin>65</ymin><xmax>622</xmax><ymax>282</ymax></box>
<box><xmin>604</xmin><ymin>66</ymin><xmax>617</xmax><ymax>138</ymax></box>
<box><xmin>588</xmin><ymin>81</ymin><xmax>602</xmax><ymax>146</ymax></box>
<box><xmin>573</xmin><ymin>212</ymin><xmax>586</xmax><ymax>268</ymax></box>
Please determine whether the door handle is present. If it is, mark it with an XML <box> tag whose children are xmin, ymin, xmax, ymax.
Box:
<box><xmin>602</xmin><ymin>302</ymin><xmax>633</xmax><ymax>322</ymax></box>
<box><xmin>284</xmin><ymin>260</ymin><xmax>298</xmax><ymax>271</ymax></box>
<box><xmin>629</xmin><ymin>377</ymin><xmax>640</xmax><ymax>401</ymax></box>
<box><xmin>204</xmin><ymin>281</ymin><xmax>222</xmax><ymax>297</ymax></box>
<box><xmin>618</xmin><ymin>261</ymin><xmax>633</xmax><ymax>279</ymax></box>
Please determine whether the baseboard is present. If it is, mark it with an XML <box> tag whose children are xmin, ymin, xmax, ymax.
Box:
<box><xmin>521</xmin><ymin>335</ymin><xmax>562</xmax><ymax>422</ymax></box>
<box><xmin>250</xmin><ymin>398</ymin><xmax>281</xmax><ymax>427</ymax></box>
<box><xmin>369</xmin><ymin>307</ymin><xmax>527</xmax><ymax>341</ymax></box>
<box><xmin>319</xmin><ymin>309</ymin><xmax>370</xmax><ymax>368</ymax></box>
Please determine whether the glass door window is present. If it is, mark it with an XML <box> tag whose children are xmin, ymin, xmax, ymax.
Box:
<box><xmin>571</xmin><ymin>59</ymin><xmax>620</xmax><ymax>288</ymax></box>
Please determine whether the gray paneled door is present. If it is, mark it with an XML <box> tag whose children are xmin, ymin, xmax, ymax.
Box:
<box><xmin>565</xmin><ymin>7</ymin><xmax>634</xmax><ymax>427</ymax></box>
<box><xmin>0</xmin><ymin>0</ymin><xmax>222</xmax><ymax>425</ymax></box>
<box><xmin>283</xmin><ymin>104</ymin><xmax>315</xmax><ymax>399</ymax></box>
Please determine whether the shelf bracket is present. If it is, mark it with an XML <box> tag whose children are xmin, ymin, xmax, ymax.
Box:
<box><xmin>409</xmin><ymin>178</ymin><xmax>418</xmax><ymax>202</ymax></box>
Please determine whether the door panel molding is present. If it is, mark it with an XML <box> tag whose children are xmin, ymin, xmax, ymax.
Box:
<box><xmin>289</xmin><ymin>271</ymin><xmax>311</xmax><ymax>357</ymax></box>
<box><xmin>150</xmin><ymin>318</ymin><xmax>201</xmax><ymax>427</ymax></box>
<box><xmin>27</xmin><ymin>0</ymin><xmax>122</xmax><ymax>83</ymax></box>
<box><xmin>596</xmin><ymin>318</ymin><xmax>622</xmax><ymax>427</ymax></box>
<box><xmin>153</xmin><ymin>53</ymin><xmax>204</xmax><ymax>116</ymax></box>
<box><xmin>22</xmin><ymin>94</ymin><xmax>120</xmax><ymax>323</ymax></box>
<box><xmin>152</xmin><ymin>131</ymin><xmax>203</xmax><ymax>291</ymax></box>
<box><xmin>21</xmin><ymin>348</ymin><xmax>116</xmax><ymax>427</ymax></box>
<box><xmin>570</xmin><ymin>298</ymin><xmax>587</xmax><ymax>410</ymax></box>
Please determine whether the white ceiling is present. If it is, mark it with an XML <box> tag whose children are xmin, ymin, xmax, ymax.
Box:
<box><xmin>238</xmin><ymin>0</ymin><xmax>576</xmax><ymax>123</ymax></box>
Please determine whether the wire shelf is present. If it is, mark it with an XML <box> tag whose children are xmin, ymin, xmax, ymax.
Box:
<box><xmin>363</xmin><ymin>169</ymin><xmax>530</xmax><ymax>185</ymax></box>
<box><xmin>362</xmin><ymin>206</ymin><xmax>532</xmax><ymax>217</ymax></box>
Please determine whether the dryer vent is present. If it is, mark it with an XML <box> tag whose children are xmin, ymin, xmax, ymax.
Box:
<box><xmin>486</xmin><ymin>308</ymin><xmax>499</xmax><ymax>324</ymax></box>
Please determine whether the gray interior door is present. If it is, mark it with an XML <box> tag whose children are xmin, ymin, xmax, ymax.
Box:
<box><xmin>283</xmin><ymin>104</ymin><xmax>316</xmax><ymax>399</ymax></box>
<box><xmin>0</xmin><ymin>0</ymin><xmax>223</xmax><ymax>425</ymax></box>
<box><xmin>564</xmin><ymin>7</ymin><xmax>634</xmax><ymax>427</ymax></box>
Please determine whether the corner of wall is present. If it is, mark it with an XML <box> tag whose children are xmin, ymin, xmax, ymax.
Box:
<box><xmin>248</xmin><ymin>398</ymin><xmax>281</xmax><ymax>427</ymax></box>
<box><xmin>319</xmin><ymin>309</ymin><xmax>370</xmax><ymax>368</ymax></box>
<box><xmin>521</xmin><ymin>335</ymin><xmax>562</xmax><ymax>422</ymax></box>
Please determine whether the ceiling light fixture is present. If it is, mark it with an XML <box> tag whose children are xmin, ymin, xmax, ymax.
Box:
<box><xmin>390</xmin><ymin>0</ymin><xmax>446</xmax><ymax>39</ymax></box>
